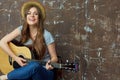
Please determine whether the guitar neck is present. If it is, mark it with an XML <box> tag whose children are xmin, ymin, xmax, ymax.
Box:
<box><xmin>25</xmin><ymin>58</ymin><xmax>46</xmax><ymax>65</ymax></box>
<box><xmin>25</xmin><ymin>58</ymin><xmax>63</xmax><ymax>69</ymax></box>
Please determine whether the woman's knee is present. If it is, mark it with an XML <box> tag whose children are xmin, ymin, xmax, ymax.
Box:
<box><xmin>27</xmin><ymin>61</ymin><xmax>42</xmax><ymax>70</ymax></box>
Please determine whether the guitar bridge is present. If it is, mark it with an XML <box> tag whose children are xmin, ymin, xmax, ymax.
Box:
<box><xmin>9</xmin><ymin>56</ymin><xmax>12</xmax><ymax>65</ymax></box>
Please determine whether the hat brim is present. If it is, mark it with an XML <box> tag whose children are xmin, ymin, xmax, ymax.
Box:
<box><xmin>21</xmin><ymin>1</ymin><xmax>46</xmax><ymax>20</ymax></box>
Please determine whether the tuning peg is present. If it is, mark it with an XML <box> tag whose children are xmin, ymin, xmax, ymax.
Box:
<box><xmin>66</xmin><ymin>60</ymin><xmax>69</xmax><ymax>63</ymax></box>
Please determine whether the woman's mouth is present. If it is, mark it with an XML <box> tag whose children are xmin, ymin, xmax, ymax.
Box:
<box><xmin>29</xmin><ymin>18</ymin><xmax>36</xmax><ymax>22</ymax></box>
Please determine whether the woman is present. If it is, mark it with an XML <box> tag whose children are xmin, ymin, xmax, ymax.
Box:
<box><xmin>0</xmin><ymin>1</ymin><xmax>58</xmax><ymax>80</ymax></box>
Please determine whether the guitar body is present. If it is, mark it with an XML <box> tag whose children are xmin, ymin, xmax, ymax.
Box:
<box><xmin>0</xmin><ymin>42</ymin><xmax>79</xmax><ymax>74</ymax></box>
<box><xmin>0</xmin><ymin>42</ymin><xmax>31</xmax><ymax>74</ymax></box>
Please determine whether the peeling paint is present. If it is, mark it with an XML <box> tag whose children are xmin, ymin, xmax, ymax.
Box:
<box><xmin>0</xmin><ymin>0</ymin><xmax>120</xmax><ymax>80</ymax></box>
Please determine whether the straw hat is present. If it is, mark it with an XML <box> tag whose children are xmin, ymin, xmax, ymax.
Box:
<box><xmin>21</xmin><ymin>1</ymin><xmax>46</xmax><ymax>20</ymax></box>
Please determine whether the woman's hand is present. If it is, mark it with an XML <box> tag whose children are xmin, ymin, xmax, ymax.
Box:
<box><xmin>45</xmin><ymin>60</ymin><xmax>54</xmax><ymax>70</ymax></box>
<box><xmin>14</xmin><ymin>56</ymin><xmax>27</xmax><ymax>67</ymax></box>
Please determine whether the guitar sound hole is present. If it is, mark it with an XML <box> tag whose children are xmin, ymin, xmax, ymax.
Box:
<box><xmin>13</xmin><ymin>55</ymin><xmax>25</xmax><ymax>69</ymax></box>
<box><xmin>13</xmin><ymin>61</ymin><xmax>21</xmax><ymax>69</ymax></box>
<box><xmin>19</xmin><ymin>55</ymin><xmax>24</xmax><ymax>59</ymax></box>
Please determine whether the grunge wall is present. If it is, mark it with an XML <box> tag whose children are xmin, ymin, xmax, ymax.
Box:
<box><xmin>0</xmin><ymin>0</ymin><xmax>120</xmax><ymax>80</ymax></box>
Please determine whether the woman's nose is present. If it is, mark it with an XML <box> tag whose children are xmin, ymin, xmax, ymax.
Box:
<box><xmin>30</xmin><ymin>13</ymin><xmax>34</xmax><ymax>17</ymax></box>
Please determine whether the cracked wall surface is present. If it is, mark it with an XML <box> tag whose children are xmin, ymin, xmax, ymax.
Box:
<box><xmin>0</xmin><ymin>0</ymin><xmax>120</xmax><ymax>80</ymax></box>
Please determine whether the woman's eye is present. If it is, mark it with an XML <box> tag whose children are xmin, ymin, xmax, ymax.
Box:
<box><xmin>26</xmin><ymin>11</ymin><xmax>38</xmax><ymax>16</ymax></box>
<box><xmin>27</xmin><ymin>12</ymin><xmax>31</xmax><ymax>15</ymax></box>
<box><xmin>34</xmin><ymin>13</ymin><xmax>38</xmax><ymax>15</ymax></box>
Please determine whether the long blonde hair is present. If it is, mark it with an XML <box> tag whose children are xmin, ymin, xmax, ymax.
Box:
<box><xmin>20</xmin><ymin>5</ymin><xmax>46</xmax><ymax>60</ymax></box>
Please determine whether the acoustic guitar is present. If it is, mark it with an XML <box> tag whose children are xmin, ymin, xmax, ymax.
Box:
<box><xmin>0</xmin><ymin>42</ymin><xmax>79</xmax><ymax>74</ymax></box>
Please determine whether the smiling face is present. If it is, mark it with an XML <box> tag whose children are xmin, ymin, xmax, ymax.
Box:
<box><xmin>26</xmin><ymin>7</ymin><xmax>39</xmax><ymax>26</ymax></box>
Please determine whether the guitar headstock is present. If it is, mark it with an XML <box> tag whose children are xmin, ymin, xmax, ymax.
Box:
<box><xmin>61</xmin><ymin>61</ymin><xmax>79</xmax><ymax>72</ymax></box>
<box><xmin>51</xmin><ymin>60</ymin><xmax>79</xmax><ymax>72</ymax></box>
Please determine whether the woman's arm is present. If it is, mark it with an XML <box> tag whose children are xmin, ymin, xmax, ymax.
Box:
<box><xmin>46</xmin><ymin>42</ymin><xmax>58</xmax><ymax>70</ymax></box>
<box><xmin>48</xmin><ymin>43</ymin><xmax>58</xmax><ymax>62</ymax></box>
<box><xmin>0</xmin><ymin>28</ymin><xmax>26</xmax><ymax>66</ymax></box>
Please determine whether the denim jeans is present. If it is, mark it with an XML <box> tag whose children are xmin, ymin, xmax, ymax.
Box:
<box><xmin>7</xmin><ymin>61</ymin><xmax>54</xmax><ymax>80</ymax></box>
